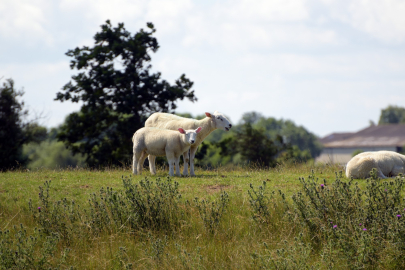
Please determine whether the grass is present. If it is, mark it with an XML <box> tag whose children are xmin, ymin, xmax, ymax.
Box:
<box><xmin>0</xmin><ymin>163</ymin><xmax>403</xmax><ymax>269</ymax></box>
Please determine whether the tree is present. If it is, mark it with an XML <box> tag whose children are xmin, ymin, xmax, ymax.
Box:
<box><xmin>217</xmin><ymin>123</ymin><xmax>280</xmax><ymax>167</ymax></box>
<box><xmin>378</xmin><ymin>105</ymin><xmax>405</xmax><ymax>124</ymax></box>
<box><xmin>0</xmin><ymin>79</ymin><xmax>28</xmax><ymax>169</ymax></box>
<box><xmin>55</xmin><ymin>21</ymin><xmax>197</xmax><ymax>167</ymax></box>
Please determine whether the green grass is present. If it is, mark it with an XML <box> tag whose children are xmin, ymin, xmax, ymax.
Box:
<box><xmin>1</xmin><ymin>163</ymin><xmax>403</xmax><ymax>269</ymax></box>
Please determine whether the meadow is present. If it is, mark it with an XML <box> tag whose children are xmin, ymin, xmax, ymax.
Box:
<box><xmin>1</xmin><ymin>163</ymin><xmax>405</xmax><ymax>269</ymax></box>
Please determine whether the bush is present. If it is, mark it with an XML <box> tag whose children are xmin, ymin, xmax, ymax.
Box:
<box><xmin>30</xmin><ymin>176</ymin><xmax>186</xmax><ymax>240</ymax></box>
<box><xmin>0</xmin><ymin>224</ymin><xmax>70</xmax><ymax>269</ymax></box>
<box><xmin>292</xmin><ymin>169</ymin><xmax>405</xmax><ymax>268</ymax></box>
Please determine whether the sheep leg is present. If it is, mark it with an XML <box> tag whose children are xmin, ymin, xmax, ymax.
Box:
<box><xmin>182</xmin><ymin>150</ymin><xmax>190</xmax><ymax>176</ymax></box>
<box><xmin>168</xmin><ymin>159</ymin><xmax>175</xmax><ymax>176</ymax></box>
<box><xmin>175</xmin><ymin>156</ymin><xmax>181</xmax><ymax>177</ymax></box>
<box><xmin>376</xmin><ymin>169</ymin><xmax>388</xmax><ymax>179</ymax></box>
<box><xmin>390</xmin><ymin>166</ymin><xmax>405</xmax><ymax>177</ymax></box>
<box><xmin>189</xmin><ymin>146</ymin><xmax>198</xmax><ymax>177</ymax></box>
<box><xmin>167</xmin><ymin>153</ymin><xmax>175</xmax><ymax>176</ymax></box>
<box><xmin>137</xmin><ymin>151</ymin><xmax>148</xmax><ymax>175</ymax></box>
<box><xmin>132</xmin><ymin>150</ymin><xmax>143</xmax><ymax>175</ymax></box>
<box><xmin>148</xmin><ymin>155</ymin><xmax>157</xmax><ymax>175</ymax></box>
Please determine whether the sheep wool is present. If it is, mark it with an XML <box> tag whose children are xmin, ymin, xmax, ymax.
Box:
<box><xmin>132</xmin><ymin>127</ymin><xmax>201</xmax><ymax>176</ymax></box>
<box><xmin>145</xmin><ymin>111</ymin><xmax>232</xmax><ymax>176</ymax></box>
<box><xmin>346</xmin><ymin>151</ymin><xmax>405</xmax><ymax>179</ymax></box>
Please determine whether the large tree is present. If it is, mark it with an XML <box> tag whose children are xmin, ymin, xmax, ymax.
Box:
<box><xmin>217</xmin><ymin>123</ymin><xmax>280</xmax><ymax>167</ymax></box>
<box><xmin>0</xmin><ymin>79</ymin><xmax>28</xmax><ymax>169</ymax></box>
<box><xmin>55</xmin><ymin>21</ymin><xmax>197</xmax><ymax>166</ymax></box>
<box><xmin>239</xmin><ymin>112</ymin><xmax>322</xmax><ymax>158</ymax></box>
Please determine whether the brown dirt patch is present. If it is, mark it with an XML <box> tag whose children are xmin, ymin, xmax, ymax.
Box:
<box><xmin>80</xmin><ymin>185</ymin><xmax>91</xmax><ymax>189</ymax></box>
<box><xmin>205</xmin><ymin>184</ymin><xmax>233</xmax><ymax>193</ymax></box>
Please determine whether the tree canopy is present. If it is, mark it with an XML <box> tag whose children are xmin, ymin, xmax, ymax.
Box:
<box><xmin>0</xmin><ymin>79</ymin><xmax>28</xmax><ymax>169</ymax></box>
<box><xmin>189</xmin><ymin>111</ymin><xmax>321</xmax><ymax>167</ymax></box>
<box><xmin>378</xmin><ymin>105</ymin><xmax>405</xmax><ymax>124</ymax></box>
<box><xmin>55</xmin><ymin>21</ymin><xmax>197</xmax><ymax>167</ymax></box>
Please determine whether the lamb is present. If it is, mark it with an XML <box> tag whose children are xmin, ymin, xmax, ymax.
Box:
<box><xmin>132</xmin><ymin>127</ymin><xmax>202</xmax><ymax>176</ymax></box>
<box><xmin>145</xmin><ymin>111</ymin><xmax>232</xmax><ymax>176</ymax></box>
<box><xmin>345</xmin><ymin>151</ymin><xmax>405</xmax><ymax>179</ymax></box>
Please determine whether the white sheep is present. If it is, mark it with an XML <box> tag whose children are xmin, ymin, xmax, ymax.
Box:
<box><xmin>145</xmin><ymin>111</ymin><xmax>232</xmax><ymax>176</ymax></box>
<box><xmin>132</xmin><ymin>127</ymin><xmax>202</xmax><ymax>176</ymax></box>
<box><xmin>345</xmin><ymin>151</ymin><xmax>405</xmax><ymax>179</ymax></box>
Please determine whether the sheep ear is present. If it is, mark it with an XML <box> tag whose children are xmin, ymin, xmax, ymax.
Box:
<box><xmin>205</xmin><ymin>112</ymin><xmax>212</xmax><ymax>118</ymax></box>
<box><xmin>178</xmin><ymin>128</ymin><xmax>186</xmax><ymax>134</ymax></box>
<box><xmin>196</xmin><ymin>127</ymin><xmax>202</xmax><ymax>133</ymax></box>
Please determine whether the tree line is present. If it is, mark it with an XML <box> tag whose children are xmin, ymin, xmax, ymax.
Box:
<box><xmin>1</xmin><ymin>20</ymin><xmax>404</xmax><ymax>170</ymax></box>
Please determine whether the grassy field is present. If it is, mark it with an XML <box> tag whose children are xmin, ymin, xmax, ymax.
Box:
<box><xmin>1</xmin><ymin>163</ymin><xmax>405</xmax><ymax>269</ymax></box>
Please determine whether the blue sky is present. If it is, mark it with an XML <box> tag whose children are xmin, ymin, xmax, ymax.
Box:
<box><xmin>1</xmin><ymin>0</ymin><xmax>405</xmax><ymax>137</ymax></box>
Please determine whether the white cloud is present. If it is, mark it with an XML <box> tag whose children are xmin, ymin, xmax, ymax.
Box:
<box><xmin>59</xmin><ymin>0</ymin><xmax>192</xmax><ymax>36</ymax></box>
<box><xmin>0</xmin><ymin>0</ymin><xmax>53</xmax><ymax>45</ymax></box>
<box><xmin>222</xmin><ymin>0</ymin><xmax>309</xmax><ymax>22</ymax></box>
<box><xmin>323</xmin><ymin>0</ymin><xmax>405</xmax><ymax>43</ymax></box>
<box><xmin>182</xmin><ymin>0</ymin><xmax>339</xmax><ymax>51</ymax></box>
<box><xmin>0</xmin><ymin>61</ymin><xmax>81</xmax><ymax>127</ymax></box>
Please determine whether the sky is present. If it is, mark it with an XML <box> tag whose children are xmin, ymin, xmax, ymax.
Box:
<box><xmin>1</xmin><ymin>0</ymin><xmax>405</xmax><ymax>137</ymax></box>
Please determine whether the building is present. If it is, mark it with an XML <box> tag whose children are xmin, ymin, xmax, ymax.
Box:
<box><xmin>316</xmin><ymin>125</ymin><xmax>405</xmax><ymax>164</ymax></box>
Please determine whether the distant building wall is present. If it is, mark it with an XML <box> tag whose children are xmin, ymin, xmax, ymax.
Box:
<box><xmin>316</xmin><ymin>147</ymin><xmax>397</xmax><ymax>164</ymax></box>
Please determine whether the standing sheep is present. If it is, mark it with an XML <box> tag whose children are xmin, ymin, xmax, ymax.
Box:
<box><xmin>346</xmin><ymin>151</ymin><xmax>405</xmax><ymax>179</ymax></box>
<box><xmin>145</xmin><ymin>111</ymin><xmax>232</xmax><ymax>176</ymax></box>
<box><xmin>132</xmin><ymin>127</ymin><xmax>202</xmax><ymax>176</ymax></box>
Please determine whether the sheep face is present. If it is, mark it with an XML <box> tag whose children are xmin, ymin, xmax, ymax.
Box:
<box><xmin>205</xmin><ymin>111</ymin><xmax>232</xmax><ymax>131</ymax></box>
<box><xmin>178</xmin><ymin>127</ymin><xmax>202</xmax><ymax>145</ymax></box>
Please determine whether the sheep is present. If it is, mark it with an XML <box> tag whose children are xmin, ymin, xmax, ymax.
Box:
<box><xmin>132</xmin><ymin>127</ymin><xmax>202</xmax><ymax>176</ymax></box>
<box><xmin>345</xmin><ymin>151</ymin><xmax>405</xmax><ymax>179</ymax></box>
<box><xmin>145</xmin><ymin>111</ymin><xmax>232</xmax><ymax>176</ymax></box>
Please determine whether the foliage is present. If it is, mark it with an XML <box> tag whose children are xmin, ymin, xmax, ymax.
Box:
<box><xmin>253</xmin><ymin>114</ymin><xmax>322</xmax><ymax>158</ymax></box>
<box><xmin>55</xmin><ymin>20</ymin><xmax>197</xmax><ymax>167</ymax></box>
<box><xmin>187</xmin><ymin>111</ymin><xmax>321</xmax><ymax>167</ymax></box>
<box><xmin>194</xmin><ymin>191</ymin><xmax>229</xmax><ymax>234</ymax></box>
<box><xmin>378</xmin><ymin>105</ymin><xmax>405</xmax><ymax>124</ymax></box>
<box><xmin>29</xmin><ymin>176</ymin><xmax>186</xmax><ymax>242</ymax></box>
<box><xmin>0</xmin><ymin>224</ymin><xmax>70</xmax><ymax>269</ymax></box>
<box><xmin>217</xmin><ymin>123</ymin><xmax>281</xmax><ymax>167</ymax></box>
<box><xmin>5</xmin><ymin>165</ymin><xmax>405</xmax><ymax>269</ymax></box>
<box><xmin>277</xmin><ymin>144</ymin><xmax>312</xmax><ymax>164</ymax></box>
<box><xmin>144</xmin><ymin>234</ymin><xmax>168</xmax><ymax>264</ymax></box>
<box><xmin>0</xmin><ymin>79</ymin><xmax>28</xmax><ymax>169</ymax></box>
<box><xmin>352</xmin><ymin>149</ymin><xmax>364</xmax><ymax>157</ymax></box>
<box><xmin>23</xmin><ymin>126</ymin><xmax>86</xmax><ymax>169</ymax></box>
<box><xmin>24</xmin><ymin>140</ymin><xmax>86</xmax><ymax>169</ymax></box>
<box><xmin>248</xmin><ymin>181</ymin><xmax>289</xmax><ymax>224</ymax></box>
<box><xmin>292</xmin><ymin>169</ymin><xmax>405</xmax><ymax>268</ymax></box>
<box><xmin>174</xmin><ymin>244</ymin><xmax>204</xmax><ymax>270</ymax></box>
<box><xmin>121</xmin><ymin>176</ymin><xmax>184</xmax><ymax>232</ymax></box>
<box><xmin>251</xmin><ymin>236</ymin><xmax>315</xmax><ymax>270</ymax></box>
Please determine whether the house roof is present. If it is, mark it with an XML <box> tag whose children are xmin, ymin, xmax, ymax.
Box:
<box><xmin>321</xmin><ymin>124</ymin><xmax>405</xmax><ymax>148</ymax></box>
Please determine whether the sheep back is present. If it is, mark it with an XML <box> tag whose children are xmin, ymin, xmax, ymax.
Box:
<box><xmin>133</xmin><ymin>127</ymin><xmax>186</xmax><ymax>157</ymax></box>
<box><xmin>146</xmin><ymin>113</ymin><xmax>201</xmax><ymax>130</ymax></box>
<box><xmin>346</xmin><ymin>151</ymin><xmax>405</xmax><ymax>179</ymax></box>
<box><xmin>146</xmin><ymin>113</ymin><xmax>211</xmax><ymax>145</ymax></box>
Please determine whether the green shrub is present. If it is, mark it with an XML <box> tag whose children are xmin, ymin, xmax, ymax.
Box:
<box><xmin>194</xmin><ymin>191</ymin><xmax>229</xmax><ymax>234</ymax></box>
<box><xmin>248</xmin><ymin>180</ymin><xmax>289</xmax><ymax>225</ymax></box>
<box><xmin>292</xmin><ymin>169</ymin><xmax>405</xmax><ymax>268</ymax></box>
<box><xmin>0</xmin><ymin>224</ymin><xmax>70</xmax><ymax>269</ymax></box>
<box><xmin>30</xmin><ymin>176</ymin><xmax>186</xmax><ymax>239</ymax></box>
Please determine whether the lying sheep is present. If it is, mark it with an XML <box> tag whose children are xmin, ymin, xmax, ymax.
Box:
<box><xmin>132</xmin><ymin>127</ymin><xmax>202</xmax><ymax>176</ymax></box>
<box><xmin>346</xmin><ymin>151</ymin><xmax>405</xmax><ymax>179</ymax></box>
<box><xmin>145</xmin><ymin>111</ymin><xmax>232</xmax><ymax>176</ymax></box>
